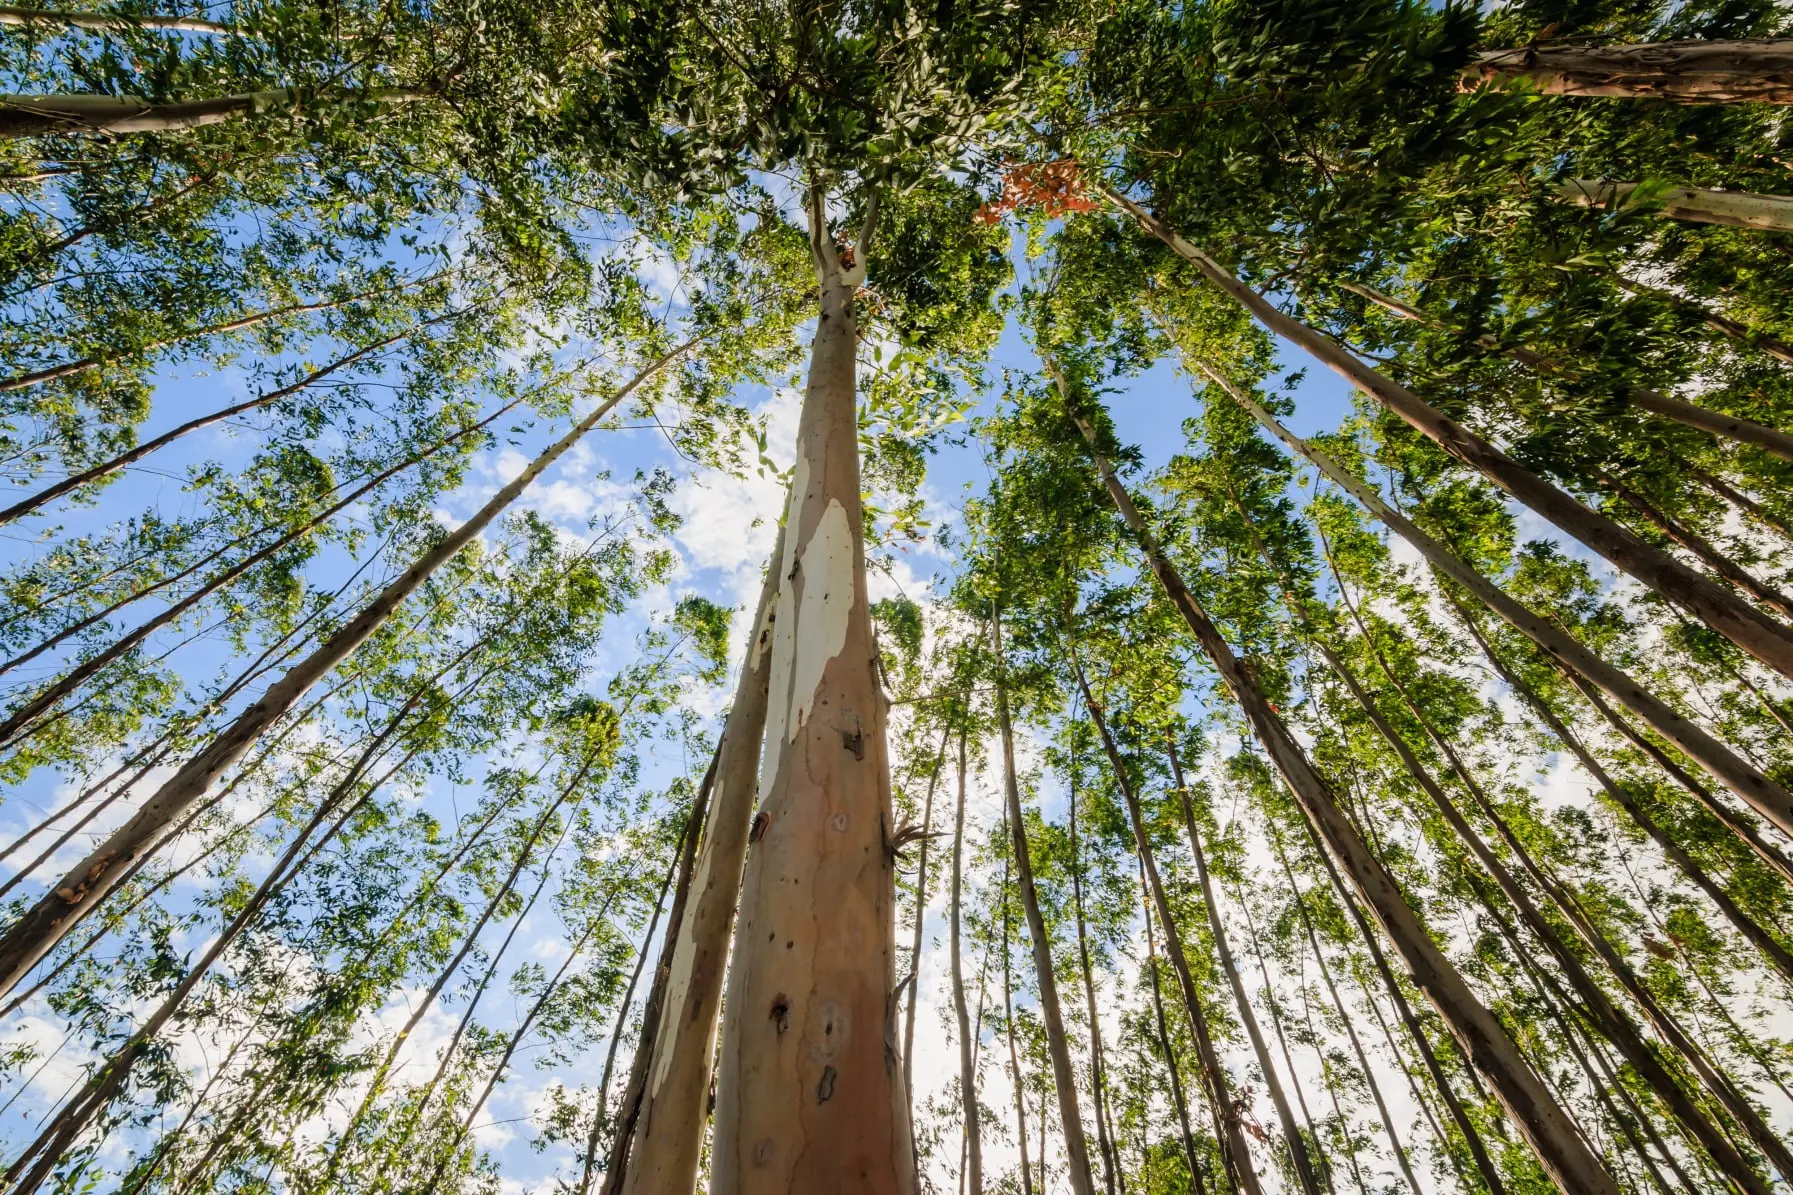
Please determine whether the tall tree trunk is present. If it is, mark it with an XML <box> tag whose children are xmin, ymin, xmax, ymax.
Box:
<box><xmin>1188</xmin><ymin>358</ymin><xmax>1793</xmax><ymax>845</ymax></box>
<box><xmin>0</xmin><ymin>86</ymin><xmax>432</xmax><ymax>139</ymax></box>
<box><xmin>1002</xmin><ymin>827</ymin><xmax>1036</xmax><ymax>1195</ymax></box>
<box><xmin>1557</xmin><ymin>178</ymin><xmax>1793</xmax><ymax>233</ymax></box>
<box><xmin>0</xmin><ymin>7</ymin><xmax>236</xmax><ymax>33</ymax></box>
<box><xmin>1067</xmin><ymin>746</ymin><xmax>1121</xmax><ymax>1195</ymax></box>
<box><xmin>1614</xmin><ymin>274</ymin><xmax>1793</xmax><ymax>367</ymax></box>
<box><xmin>1238</xmin><ymin>894</ymin><xmax>1336</xmax><ymax>1195</ymax></box>
<box><xmin>709</xmin><ymin>189</ymin><xmax>913</xmax><ymax>1195</ymax></box>
<box><xmin>0</xmin><ymin>306</ymin><xmax>470</xmax><ymax>528</ymax></box>
<box><xmin>1321</xmin><ymin>556</ymin><xmax>1785</xmax><ymax>1195</ymax></box>
<box><xmin>1462</xmin><ymin>41</ymin><xmax>1793</xmax><ymax>104</ymax></box>
<box><xmin>1340</xmin><ymin>280</ymin><xmax>1793</xmax><ymax>465</ymax></box>
<box><xmin>1142</xmin><ymin>874</ymin><xmax>1207</xmax><ymax>1195</ymax></box>
<box><xmin>1450</xmin><ymin>592</ymin><xmax>1793</xmax><ymax>984</ymax></box>
<box><xmin>0</xmin><ymin>338</ymin><xmax>695</xmax><ymax>1001</ymax></box>
<box><xmin>1070</xmin><ymin>659</ymin><xmax>1262</xmax><ymax>1195</ymax></box>
<box><xmin>950</xmin><ymin>727</ymin><xmax>983</xmax><ymax>1195</ymax></box>
<box><xmin>1166</xmin><ymin>738</ymin><xmax>1323</xmax><ymax>1195</ymax></box>
<box><xmin>1112</xmin><ymin>192</ymin><xmax>1793</xmax><ymax>681</ymax></box>
<box><xmin>1051</xmin><ymin>366</ymin><xmax>1623</xmax><ymax>1195</ymax></box>
<box><xmin>992</xmin><ymin>610</ymin><xmax>1099</xmax><ymax>1195</ymax></box>
<box><xmin>902</xmin><ymin>723</ymin><xmax>951</xmax><ymax>1110</ymax></box>
<box><xmin>617</xmin><ymin>520</ymin><xmax>784</xmax><ymax>1195</ymax></box>
<box><xmin>598</xmin><ymin>746</ymin><xmax>718</xmax><ymax>1195</ymax></box>
<box><xmin>1276</xmin><ymin>837</ymin><xmax>1425</xmax><ymax>1195</ymax></box>
<box><xmin>1685</xmin><ymin>463</ymin><xmax>1793</xmax><ymax>539</ymax></box>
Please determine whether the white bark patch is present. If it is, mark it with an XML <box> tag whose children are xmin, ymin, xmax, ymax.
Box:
<box><xmin>784</xmin><ymin>499</ymin><xmax>855</xmax><ymax>741</ymax></box>
<box><xmin>758</xmin><ymin>455</ymin><xmax>809</xmax><ymax>795</ymax></box>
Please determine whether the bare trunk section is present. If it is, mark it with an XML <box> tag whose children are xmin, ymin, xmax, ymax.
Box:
<box><xmin>1070</xmin><ymin>660</ymin><xmax>1262</xmax><ymax>1195</ymax></box>
<box><xmin>902</xmin><ymin>725</ymin><xmax>950</xmax><ymax>1107</ymax></box>
<box><xmin>1113</xmin><ymin>192</ymin><xmax>1793</xmax><ymax>681</ymax></box>
<box><xmin>1341</xmin><ymin>279</ymin><xmax>1793</xmax><ymax>465</ymax></box>
<box><xmin>1003</xmin><ymin>832</ymin><xmax>1036</xmax><ymax>1195</ymax></box>
<box><xmin>1602</xmin><ymin>474</ymin><xmax>1793</xmax><ymax>621</ymax></box>
<box><xmin>1462</xmin><ymin>40</ymin><xmax>1793</xmax><ymax>104</ymax></box>
<box><xmin>1067</xmin><ymin>751</ymin><xmax>1121</xmax><ymax>1195</ymax></box>
<box><xmin>1615</xmin><ymin>275</ymin><xmax>1793</xmax><ymax>367</ymax></box>
<box><xmin>616</xmin><ymin>523</ymin><xmax>784</xmax><ymax>1195</ymax></box>
<box><xmin>0</xmin><ymin>87</ymin><xmax>430</xmax><ymax>139</ymax></box>
<box><xmin>0</xmin><ymin>7</ymin><xmax>236</xmax><ymax>33</ymax></box>
<box><xmin>709</xmin><ymin>190</ymin><xmax>913</xmax><ymax>1195</ymax></box>
<box><xmin>1052</xmin><ymin>368</ymin><xmax>1623</xmax><ymax>1195</ymax></box>
<box><xmin>1451</xmin><ymin>593</ymin><xmax>1793</xmax><ymax>985</ymax></box>
<box><xmin>0</xmin><ymin>340</ymin><xmax>694</xmax><ymax>1000</ymax></box>
<box><xmin>1187</xmin><ymin>359</ymin><xmax>1793</xmax><ymax>844</ymax></box>
<box><xmin>1559</xmin><ymin>178</ymin><xmax>1793</xmax><ymax>233</ymax></box>
<box><xmin>993</xmin><ymin>611</ymin><xmax>1099</xmax><ymax>1195</ymax></box>
<box><xmin>1166</xmin><ymin>740</ymin><xmax>1325</xmax><ymax>1195</ymax></box>
<box><xmin>950</xmin><ymin>728</ymin><xmax>983</xmax><ymax>1195</ymax></box>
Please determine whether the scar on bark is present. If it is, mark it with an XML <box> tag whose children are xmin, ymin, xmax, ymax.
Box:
<box><xmin>816</xmin><ymin>1065</ymin><xmax>837</xmax><ymax>1103</ymax></box>
<box><xmin>771</xmin><ymin>993</ymin><xmax>790</xmax><ymax>1034</ymax></box>
<box><xmin>841</xmin><ymin>728</ymin><xmax>864</xmax><ymax>759</ymax></box>
<box><xmin>749</xmin><ymin>810</ymin><xmax>770</xmax><ymax>843</ymax></box>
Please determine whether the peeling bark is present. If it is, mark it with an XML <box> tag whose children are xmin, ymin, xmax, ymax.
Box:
<box><xmin>709</xmin><ymin>189</ymin><xmax>914</xmax><ymax>1195</ymax></box>
<box><xmin>1462</xmin><ymin>40</ymin><xmax>1793</xmax><ymax>105</ymax></box>
<box><xmin>0</xmin><ymin>87</ymin><xmax>430</xmax><ymax>139</ymax></box>
<box><xmin>1558</xmin><ymin>178</ymin><xmax>1793</xmax><ymax>233</ymax></box>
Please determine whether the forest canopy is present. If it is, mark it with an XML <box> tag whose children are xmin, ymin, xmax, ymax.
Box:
<box><xmin>1</xmin><ymin>0</ymin><xmax>1793</xmax><ymax>1193</ymax></box>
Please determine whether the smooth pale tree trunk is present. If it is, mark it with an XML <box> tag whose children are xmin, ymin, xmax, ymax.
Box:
<box><xmin>0</xmin><ymin>87</ymin><xmax>430</xmax><ymax>139</ymax></box>
<box><xmin>709</xmin><ymin>190</ymin><xmax>914</xmax><ymax>1195</ymax></box>
<box><xmin>0</xmin><ymin>305</ymin><xmax>470</xmax><ymax>528</ymax></box>
<box><xmin>1615</xmin><ymin>274</ymin><xmax>1793</xmax><ymax>367</ymax></box>
<box><xmin>1112</xmin><ymin>192</ymin><xmax>1793</xmax><ymax>682</ymax></box>
<box><xmin>1239</xmin><ymin>897</ymin><xmax>1336</xmax><ymax>1195</ymax></box>
<box><xmin>0</xmin><ymin>339</ymin><xmax>694</xmax><ymax>1001</ymax></box>
<box><xmin>1461</xmin><ymin>41</ymin><xmax>1793</xmax><ymax>104</ymax></box>
<box><xmin>0</xmin><ymin>7</ymin><xmax>235</xmax><ymax>32</ymax></box>
<box><xmin>992</xmin><ymin>611</ymin><xmax>1099</xmax><ymax>1195</ymax></box>
<box><xmin>618</xmin><ymin>522</ymin><xmax>784</xmax><ymax>1195</ymax></box>
<box><xmin>1685</xmin><ymin>463</ymin><xmax>1793</xmax><ymax>539</ymax></box>
<box><xmin>1276</xmin><ymin>841</ymin><xmax>1423</xmax><ymax>1195</ymax></box>
<box><xmin>1070</xmin><ymin>661</ymin><xmax>1262</xmax><ymax>1195</ymax></box>
<box><xmin>1558</xmin><ymin>178</ymin><xmax>1793</xmax><ymax>233</ymax></box>
<box><xmin>901</xmin><ymin>725</ymin><xmax>950</xmax><ymax>1108</ymax></box>
<box><xmin>1451</xmin><ymin>592</ymin><xmax>1793</xmax><ymax>984</ymax></box>
<box><xmin>1052</xmin><ymin>371</ymin><xmax>1623</xmax><ymax>1195</ymax></box>
<box><xmin>1165</xmin><ymin>739</ymin><xmax>1322</xmax><ymax>1195</ymax></box>
<box><xmin>1322</xmin><ymin>565</ymin><xmax>1784</xmax><ymax>1195</ymax></box>
<box><xmin>0</xmin><ymin>269</ymin><xmax>449</xmax><ymax>395</ymax></box>
<box><xmin>0</xmin><ymin>390</ymin><xmax>525</xmax><ymax>749</ymax></box>
<box><xmin>1066</xmin><ymin>755</ymin><xmax>1120</xmax><ymax>1195</ymax></box>
<box><xmin>950</xmin><ymin>728</ymin><xmax>983</xmax><ymax>1195</ymax></box>
<box><xmin>1001</xmin><ymin>830</ymin><xmax>1036</xmax><ymax>1195</ymax></box>
<box><xmin>1340</xmin><ymin>280</ymin><xmax>1793</xmax><ymax>465</ymax></box>
<box><xmin>600</xmin><ymin>746</ymin><xmax>719</xmax><ymax>1195</ymax></box>
<box><xmin>1142</xmin><ymin>877</ymin><xmax>1207</xmax><ymax>1195</ymax></box>
<box><xmin>1189</xmin><ymin>359</ymin><xmax>1793</xmax><ymax>845</ymax></box>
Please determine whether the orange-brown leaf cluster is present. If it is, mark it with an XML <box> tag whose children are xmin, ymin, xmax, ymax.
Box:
<box><xmin>975</xmin><ymin>158</ymin><xmax>1103</xmax><ymax>225</ymax></box>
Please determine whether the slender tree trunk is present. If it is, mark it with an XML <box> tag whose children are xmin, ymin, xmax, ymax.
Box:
<box><xmin>1238</xmin><ymin>895</ymin><xmax>1335</xmax><ymax>1195</ymax></box>
<box><xmin>1341</xmin><ymin>279</ymin><xmax>1793</xmax><ymax>464</ymax></box>
<box><xmin>1002</xmin><ymin>829</ymin><xmax>1036</xmax><ymax>1195</ymax></box>
<box><xmin>1615</xmin><ymin>274</ymin><xmax>1793</xmax><ymax>367</ymax></box>
<box><xmin>1113</xmin><ymin>193</ymin><xmax>1793</xmax><ymax>681</ymax></box>
<box><xmin>1462</xmin><ymin>40</ymin><xmax>1793</xmax><ymax>104</ymax></box>
<box><xmin>1322</xmin><ymin>558</ymin><xmax>1785</xmax><ymax>1195</ymax></box>
<box><xmin>1189</xmin><ymin>358</ymin><xmax>1793</xmax><ymax>844</ymax></box>
<box><xmin>617</xmin><ymin>521</ymin><xmax>785</xmax><ymax>1195</ymax></box>
<box><xmin>1166</xmin><ymin>739</ymin><xmax>1324</xmax><ymax>1195</ymax></box>
<box><xmin>1143</xmin><ymin>884</ymin><xmax>1207</xmax><ymax>1195</ymax></box>
<box><xmin>1051</xmin><ymin>366</ymin><xmax>1623</xmax><ymax>1195</ymax></box>
<box><xmin>0</xmin><ymin>391</ymin><xmax>523</xmax><ymax>748</ymax></box>
<box><xmin>1451</xmin><ymin>594</ymin><xmax>1793</xmax><ymax>985</ymax></box>
<box><xmin>992</xmin><ymin>609</ymin><xmax>1099</xmax><ymax>1195</ymax></box>
<box><xmin>0</xmin><ymin>307</ymin><xmax>469</xmax><ymax>529</ymax></box>
<box><xmin>1558</xmin><ymin>178</ymin><xmax>1793</xmax><ymax>233</ymax></box>
<box><xmin>901</xmin><ymin>723</ymin><xmax>951</xmax><ymax>1110</ymax></box>
<box><xmin>1602</xmin><ymin>473</ymin><xmax>1793</xmax><ymax>621</ymax></box>
<box><xmin>0</xmin><ymin>7</ymin><xmax>236</xmax><ymax>33</ymax></box>
<box><xmin>1277</xmin><ymin>839</ymin><xmax>1424</xmax><ymax>1195</ymax></box>
<box><xmin>709</xmin><ymin>189</ymin><xmax>913</xmax><ymax>1195</ymax></box>
<box><xmin>597</xmin><ymin>746</ymin><xmax>718</xmax><ymax>1195</ymax></box>
<box><xmin>1067</xmin><ymin>748</ymin><xmax>1120</xmax><ymax>1195</ymax></box>
<box><xmin>950</xmin><ymin>727</ymin><xmax>983</xmax><ymax>1195</ymax></box>
<box><xmin>0</xmin><ymin>86</ymin><xmax>432</xmax><ymax>139</ymax></box>
<box><xmin>1070</xmin><ymin>659</ymin><xmax>1262</xmax><ymax>1195</ymax></box>
<box><xmin>0</xmin><ymin>339</ymin><xmax>695</xmax><ymax>1001</ymax></box>
<box><xmin>1685</xmin><ymin>463</ymin><xmax>1793</xmax><ymax>539</ymax></box>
